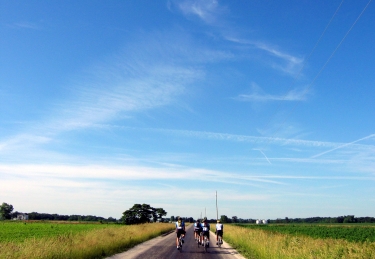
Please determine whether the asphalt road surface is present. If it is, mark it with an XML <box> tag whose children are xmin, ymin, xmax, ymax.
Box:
<box><xmin>107</xmin><ymin>224</ymin><xmax>246</xmax><ymax>259</ymax></box>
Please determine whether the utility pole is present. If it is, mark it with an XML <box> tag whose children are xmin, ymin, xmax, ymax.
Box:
<box><xmin>216</xmin><ymin>190</ymin><xmax>218</xmax><ymax>220</ymax></box>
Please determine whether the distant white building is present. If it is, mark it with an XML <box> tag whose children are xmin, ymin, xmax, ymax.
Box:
<box><xmin>256</xmin><ymin>219</ymin><xmax>268</xmax><ymax>224</ymax></box>
<box><xmin>13</xmin><ymin>213</ymin><xmax>29</xmax><ymax>220</ymax></box>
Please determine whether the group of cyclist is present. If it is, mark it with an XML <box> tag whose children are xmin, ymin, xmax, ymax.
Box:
<box><xmin>175</xmin><ymin>216</ymin><xmax>224</xmax><ymax>249</ymax></box>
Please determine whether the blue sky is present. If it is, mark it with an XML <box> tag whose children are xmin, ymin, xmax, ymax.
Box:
<box><xmin>1</xmin><ymin>0</ymin><xmax>374</xmax><ymax>220</ymax></box>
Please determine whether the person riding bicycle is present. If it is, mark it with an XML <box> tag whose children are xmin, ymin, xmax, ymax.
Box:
<box><xmin>200</xmin><ymin>217</ymin><xmax>210</xmax><ymax>246</ymax></box>
<box><xmin>193</xmin><ymin>219</ymin><xmax>202</xmax><ymax>242</ymax></box>
<box><xmin>175</xmin><ymin>216</ymin><xmax>186</xmax><ymax>249</ymax></box>
<box><xmin>215</xmin><ymin>219</ymin><xmax>224</xmax><ymax>245</ymax></box>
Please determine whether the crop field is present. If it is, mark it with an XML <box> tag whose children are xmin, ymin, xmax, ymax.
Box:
<box><xmin>0</xmin><ymin>221</ymin><xmax>119</xmax><ymax>243</ymax></box>
<box><xmin>0</xmin><ymin>221</ymin><xmax>175</xmax><ymax>259</ymax></box>
<box><xmin>225</xmin><ymin>224</ymin><xmax>375</xmax><ymax>259</ymax></box>
<box><xmin>235</xmin><ymin>223</ymin><xmax>375</xmax><ymax>243</ymax></box>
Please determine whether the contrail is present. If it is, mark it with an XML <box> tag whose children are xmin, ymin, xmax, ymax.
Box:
<box><xmin>254</xmin><ymin>149</ymin><xmax>272</xmax><ymax>164</ymax></box>
<box><xmin>311</xmin><ymin>133</ymin><xmax>375</xmax><ymax>159</ymax></box>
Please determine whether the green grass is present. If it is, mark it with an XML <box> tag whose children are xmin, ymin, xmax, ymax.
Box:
<box><xmin>235</xmin><ymin>223</ymin><xmax>375</xmax><ymax>243</ymax></box>
<box><xmin>0</xmin><ymin>222</ymin><xmax>175</xmax><ymax>259</ymax></box>
<box><xmin>224</xmin><ymin>224</ymin><xmax>375</xmax><ymax>259</ymax></box>
<box><xmin>0</xmin><ymin>221</ymin><xmax>120</xmax><ymax>243</ymax></box>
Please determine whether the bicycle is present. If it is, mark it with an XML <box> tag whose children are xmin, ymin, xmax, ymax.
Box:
<box><xmin>203</xmin><ymin>234</ymin><xmax>209</xmax><ymax>253</ymax></box>
<box><xmin>178</xmin><ymin>235</ymin><xmax>183</xmax><ymax>252</ymax></box>
<box><xmin>194</xmin><ymin>230</ymin><xmax>200</xmax><ymax>247</ymax></box>
<box><xmin>217</xmin><ymin>235</ymin><xmax>223</xmax><ymax>248</ymax></box>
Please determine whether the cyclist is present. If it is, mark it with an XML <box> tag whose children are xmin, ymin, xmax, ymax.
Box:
<box><xmin>175</xmin><ymin>216</ymin><xmax>186</xmax><ymax>249</ymax></box>
<box><xmin>215</xmin><ymin>219</ymin><xmax>224</xmax><ymax>245</ymax></box>
<box><xmin>200</xmin><ymin>217</ymin><xmax>210</xmax><ymax>246</ymax></box>
<box><xmin>193</xmin><ymin>219</ymin><xmax>202</xmax><ymax>242</ymax></box>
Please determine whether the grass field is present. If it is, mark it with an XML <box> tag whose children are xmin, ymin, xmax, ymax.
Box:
<box><xmin>0</xmin><ymin>221</ymin><xmax>175</xmax><ymax>259</ymax></box>
<box><xmin>224</xmin><ymin>224</ymin><xmax>375</xmax><ymax>259</ymax></box>
<box><xmin>0</xmin><ymin>221</ymin><xmax>118</xmax><ymax>243</ymax></box>
<box><xmin>235</xmin><ymin>223</ymin><xmax>375</xmax><ymax>243</ymax></box>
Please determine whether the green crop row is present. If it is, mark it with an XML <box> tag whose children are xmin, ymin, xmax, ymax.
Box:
<box><xmin>0</xmin><ymin>222</ymin><xmax>175</xmax><ymax>259</ymax></box>
<box><xmin>235</xmin><ymin>223</ymin><xmax>375</xmax><ymax>243</ymax></box>
<box><xmin>0</xmin><ymin>221</ymin><xmax>120</xmax><ymax>243</ymax></box>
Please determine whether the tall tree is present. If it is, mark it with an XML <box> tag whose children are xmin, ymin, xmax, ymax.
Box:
<box><xmin>220</xmin><ymin>215</ymin><xmax>228</xmax><ymax>223</ymax></box>
<box><xmin>121</xmin><ymin>204</ymin><xmax>167</xmax><ymax>225</ymax></box>
<box><xmin>0</xmin><ymin>202</ymin><xmax>14</xmax><ymax>220</ymax></box>
<box><xmin>156</xmin><ymin>208</ymin><xmax>167</xmax><ymax>219</ymax></box>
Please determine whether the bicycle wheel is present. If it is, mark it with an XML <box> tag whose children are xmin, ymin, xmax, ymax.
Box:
<box><xmin>204</xmin><ymin>237</ymin><xmax>207</xmax><ymax>253</ymax></box>
<box><xmin>218</xmin><ymin>236</ymin><xmax>222</xmax><ymax>248</ymax></box>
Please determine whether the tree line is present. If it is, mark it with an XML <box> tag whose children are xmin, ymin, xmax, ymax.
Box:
<box><xmin>218</xmin><ymin>215</ymin><xmax>375</xmax><ymax>224</ymax></box>
<box><xmin>270</xmin><ymin>215</ymin><xmax>375</xmax><ymax>224</ymax></box>
<box><xmin>3</xmin><ymin>202</ymin><xmax>374</xmax><ymax>224</ymax></box>
<box><xmin>26</xmin><ymin>212</ymin><xmax>117</xmax><ymax>222</ymax></box>
<box><xmin>0</xmin><ymin>202</ymin><xmax>117</xmax><ymax>222</ymax></box>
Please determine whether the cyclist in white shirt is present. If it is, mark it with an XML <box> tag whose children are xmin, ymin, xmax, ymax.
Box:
<box><xmin>215</xmin><ymin>219</ymin><xmax>224</xmax><ymax>245</ymax></box>
<box><xmin>200</xmin><ymin>217</ymin><xmax>210</xmax><ymax>245</ymax></box>
<box><xmin>175</xmin><ymin>217</ymin><xmax>186</xmax><ymax>249</ymax></box>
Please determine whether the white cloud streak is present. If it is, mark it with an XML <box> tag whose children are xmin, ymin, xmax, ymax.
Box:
<box><xmin>311</xmin><ymin>133</ymin><xmax>375</xmax><ymax>158</ymax></box>
<box><xmin>254</xmin><ymin>149</ymin><xmax>272</xmax><ymax>164</ymax></box>
<box><xmin>9</xmin><ymin>22</ymin><xmax>41</xmax><ymax>30</ymax></box>
<box><xmin>175</xmin><ymin>0</ymin><xmax>224</xmax><ymax>24</ymax></box>
<box><xmin>225</xmin><ymin>37</ymin><xmax>304</xmax><ymax>75</ymax></box>
<box><xmin>236</xmin><ymin>87</ymin><xmax>308</xmax><ymax>102</ymax></box>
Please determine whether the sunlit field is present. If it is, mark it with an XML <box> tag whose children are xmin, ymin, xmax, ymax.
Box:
<box><xmin>224</xmin><ymin>224</ymin><xmax>375</xmax><ymax>259</ymax></box>
<box><xmin>0</xmin><ymin>221</ymin><xmax>174</xmax><ymax>259</ymax></box>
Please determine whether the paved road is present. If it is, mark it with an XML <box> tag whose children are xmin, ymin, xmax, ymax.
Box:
<box><xmin>107</xmin><ymin>224</ymin><xmax>246</xmax><ymax>259</ymax></box>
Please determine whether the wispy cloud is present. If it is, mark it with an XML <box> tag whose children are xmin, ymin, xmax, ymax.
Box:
<box><xmin>0</xmin><ymin>134</ymin><xmax>51</xmax><ymax>152</ymax></box>
<box><xmin>235</xmin><ymin>83</ymin><xmax>308</xmax><ymax>102</ymax></box>
<box><xmin>0</xmin><ymin>163</ymin><xmax>286</xmax><ymax>189</ymax></box>
<box><xmin>254</xmin><ymin>149</ymin><xmax>272</xmax><ymax>164</ymax></box>
<box><xmin>173</xmin><ymin>0</ymin><xmax>225</xmax><ymax>24</ymax></box>
<box><xmin>38</xmin><ymin>32</ymin><xmax>207</xmax><ymax>133</ymax></box>
<box><xmin>311</xmin><ymin>133</ymin><xmax>375</xmax><ymax>158</ymax></box>
<box><xmin>172</xmin><ymin>1</ymin><xmax>304</xmax><ymax>76</ymax></box>
<box><xmin>226</xmin><ymin>37</ymin><xmax>304</xmax><ymax>75</ymax></box>
<box><xmin>154</xmin><ymin>128</ymin><xmax>338</xmax><ymax>148</ymax></box>
<box><xmin>9</xmin><ymin>22</ymin><xmax>41</xmax><ymax>30</ymax></box>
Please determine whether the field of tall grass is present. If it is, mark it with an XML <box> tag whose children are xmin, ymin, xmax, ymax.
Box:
<box><xmin>0</xmin><ymin>222</ymin><xmax>174</xmax><ymax>259</ymax></box>
<box><xmin>224</xmin><ymin>224</ymin><xmax>375</xmax><ymax>259</ymax></box>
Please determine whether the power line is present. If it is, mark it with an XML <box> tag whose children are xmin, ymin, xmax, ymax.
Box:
<box><xmin>261</xmin><ymin>0</ymin><xmax>345</xmax><ymax>133</ymax></box>
<box><xmin>254</xmin><ymin>0</ymin><xmax>373</xmax><ymax>159</ymax></box>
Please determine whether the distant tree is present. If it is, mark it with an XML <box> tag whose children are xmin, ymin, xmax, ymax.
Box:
<box><xmin>107</xmin><ymin>217</ymin><xmax>117</xmax><ymax>222</ymax></box>
<box><xmin>170</xmin><ymin>216</ymin><xmax>175</xmax><ymax>222</ymax></box>
<box><xmin>232</xmin><ymin>216</ymin><xmax>238</xmax><ymax>223</ymax></box>
<box><xmin>344</xmin><ymin>215</ymin><xmax>355</xmax><ymax>223</ymax></box>
<box><xmin>0</xmin><ymin>202</ymin><xmax>14</xmax><ymax>220</ymax></box>
<box><xmin>220</xmin><ymin>215</ymin><xmax>229</xmax><ymax>223</ymax></box>
<box><xmin>121</xmin><ymin>204</ymin><xmax>167</xmax><ymax>225</ymax></box>
<box><xmin>336</xmin><ymin>216</ymin><xmax>345</xmax><ymax>223</ymax></box>
<box><xmin>156</xmin><ymin>208</ymin><xmax>167</xmax><ymax>220</ymax></box>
